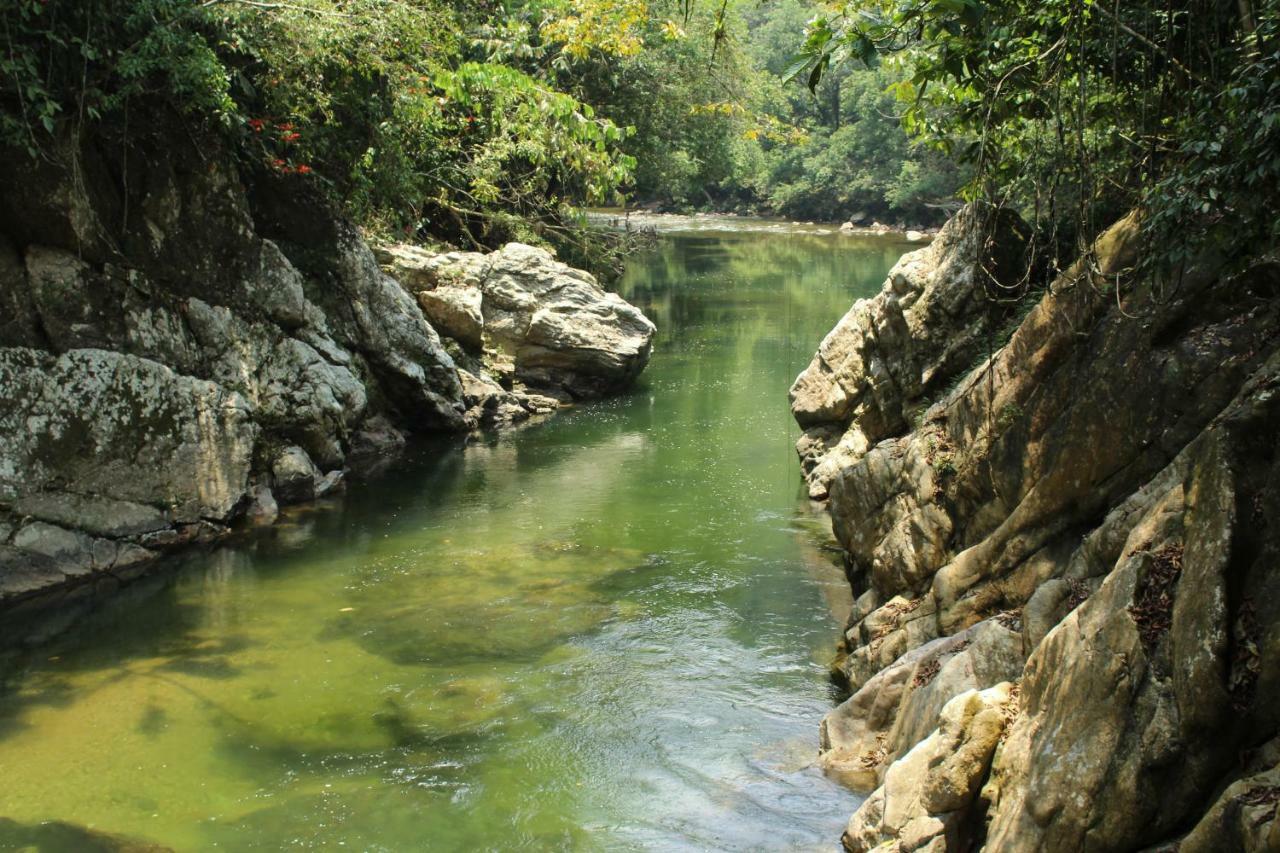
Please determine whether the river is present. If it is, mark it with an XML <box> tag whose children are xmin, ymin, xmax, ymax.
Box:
<box><xmin>0</xmin><ymin>222</ymin><xmax>911</xmax><ymax>851</ymax></box>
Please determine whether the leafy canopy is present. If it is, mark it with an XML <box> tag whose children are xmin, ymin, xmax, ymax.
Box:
<box><xmin>0</xmin><ymin>0</ymin><xmax>636</xmax><ymax>250</ymax></box>
<box><xmin>516</xmin><ymin>0</ymin><xmax>965</xmax><ymax>221</ymax></box>
<box><xmin>786</xmin><ymin>0</ymin><xmax>1280</xmax><ymax>269</ymax></box>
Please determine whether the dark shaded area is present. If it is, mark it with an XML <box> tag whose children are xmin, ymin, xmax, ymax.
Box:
<box><xmin>0</xmin><ymin>818</ymin><xmax>172</xmax><ymax>853</ymax></box>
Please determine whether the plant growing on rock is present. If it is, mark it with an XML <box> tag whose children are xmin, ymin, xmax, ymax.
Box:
<box><xmin>994</xmin><ymin>402</ymin><xmax>1023</xmax><ymax>433</ymax></box>
<box><xmin>0</xmin><ymin>0</ymin><xmax>636</xmax><ymax>262</ymax></box>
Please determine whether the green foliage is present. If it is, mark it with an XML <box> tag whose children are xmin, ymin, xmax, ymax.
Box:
<box><xmin>1144</xmin><ymin>10</ymin><xmax>1280</xmax><ymax>268</ymax></box>
<box><xmin>0</xmin><ymin>0</ymin><xmax>236</xmax><ymax>156</ymax></box>
<box><xmin>526</xmin><ymin>0</ymin><xmax>768</xmax><ymax>209</ymax></box>
<box><xmin>733</xmin><ymin>0</ymin><xmax>941</xmax><ymax>221</ymax></box>
<box><xmin>788</xmin><ymin>0</ymin><xmax>1280</xmax><ymax>270</ymax></box>
<box><xmin>743</xmin><ymin>61</ymin><xmax>966</xmax><ymax>222</ymax></box>
<box><xmin>1</xmin><ymin>0</ymin><xmax>967</xmax><ymax>242</ymax></box>
<box><xmin>1</xmin><ymin>0</ymin><xmax>635</xmax><ymax>257</ymax></box>
<box><xmin>537</xmin><ymin>0</ymin><xmax>964</xmax><ymax>222</ymax></box>
<box><xmin>995</xmin><ymin>402</ymin><xmax>1024</xmax><ymax>432</ymax></box>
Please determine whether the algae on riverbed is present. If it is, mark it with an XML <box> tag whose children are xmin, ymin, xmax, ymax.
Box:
<box><xmin>0</xmin><ymin>223</ymin><xmax>909</xmax><ymax>850</ymax></box>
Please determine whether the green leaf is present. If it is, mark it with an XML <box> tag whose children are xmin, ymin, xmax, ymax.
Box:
<box><xmin>807</xmin><ymin>54</ymin><xmax>829</xmax><ymax>93</ymax></box>
<box><xmin>781</xmin><ymin>52</ymin><xmax>815</xmax><ymax>84</ymax></box>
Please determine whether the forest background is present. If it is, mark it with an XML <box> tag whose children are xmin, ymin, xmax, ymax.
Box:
<box><xmin>3</xmin><ymin>0</ymin><xmax>1275</xmax><ymax>277</ymax></box>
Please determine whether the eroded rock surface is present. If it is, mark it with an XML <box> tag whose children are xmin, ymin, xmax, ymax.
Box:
<box><xmin>842</xmin><ymin>684</ymin><xmax>1015</xmax><ymax>853</ymax></box>
<box><xmin>378</xmin><ymin>241</ymin><xmax>656</xmax><ymax>402</ymax></box>
<box><xmin>820</xmin><ymin>617</ymin><xmax>1022</xmax><ymax>790</ymax></box>
<box><xmin>794</xmin><ymin>204</ymin><xmax>1280</xmax><ymax>851</ymax></box>
<box><xmin>790</xmin><ymin>203</ymin><xmax>1029</xmax><ymax>499</ymax></box>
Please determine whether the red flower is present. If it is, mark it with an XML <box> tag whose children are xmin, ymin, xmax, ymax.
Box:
<box><xmin>281</xmin><ymin>132</ymin><xmax>302</xmax><ymax>143</ymax></box>
<box><xmin>276</xmin><ymin>122</ymin><xmax>294</xmax><ymax>131</ymax></box>
<box><xmin>248</xmin><ymin>118</ymin><xmax>265</xmax><ymax>132</ymax></box>
<box><xmin>296</xmin><ymin>164</ymin><xmax>313</xmax><ymax>174</ymax></box>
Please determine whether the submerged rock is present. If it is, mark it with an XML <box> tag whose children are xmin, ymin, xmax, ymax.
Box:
<box><xmin>794</xmin><ymin>204</ymin><xmax>1280</xmax><ymax>850</ymax></box>
<box><xmin>0</xmin><ymin>817</ymin><xmax>172</xmax><ymax>852</ymax></box>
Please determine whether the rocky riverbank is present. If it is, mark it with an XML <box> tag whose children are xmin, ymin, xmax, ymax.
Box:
<box><xmin>0</xmin><ymin>129</ymin><xmax>653</xmax><ymax>613</ymax></box>
<box><xmin>792</xmin><ymin>204</ymin><xmax>1280</xmax><ymax>851</ymax></box>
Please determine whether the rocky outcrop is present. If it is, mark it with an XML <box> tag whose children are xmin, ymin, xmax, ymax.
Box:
<box><xmin>378</xmin><ymin>241</ymin><xmax>655</xmax><ymax>402</ymax></box>
<box><xmin>790</xmin><ymin>203</ymin><xmax>1029</xmax><ymax>499</ymax></box>
<box><xmin>842</xmin><ymin>684</ymin><xmax>1016</xmax><ymax>853</ymax></box>
<box><xmin>0</xmin><ymin>121</ymin><xmax>653</xmax><ymax>608</ymax></box>
<box><xmin>820</xmin><ymin>616</ymin><xmax>1023</xmax><ymax>790</ymax></box>
<box><xmin>793</xmin><ymin>203</ymin><xmax>1280</xmax><ymax>850</ymax></box>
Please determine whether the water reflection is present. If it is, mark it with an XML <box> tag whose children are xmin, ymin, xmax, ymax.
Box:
<box><xmin>0</xmin><ymin>226</ymin><xmax>903</xmax><ymax>850</ymax></box>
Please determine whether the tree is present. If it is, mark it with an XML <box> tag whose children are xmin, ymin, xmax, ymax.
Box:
<box><xmin>785</xmin><ymin>0</ymin><xmax>1280</xmax><ymax>269</ymax></box>
<box><xmin>1</xmin><ymin>0</ymin><xmax>636</xmax><ymax>257</ymax></box>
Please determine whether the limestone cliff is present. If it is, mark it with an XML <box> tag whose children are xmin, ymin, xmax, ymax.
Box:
<box><xmin>0</xmin><ymin>122</ymin><xmax>653</xmax><ymax>609</ymax></box>
<box><xmin>792</xmin><ymin>205</ymin><xmax>1280</xmax><ymax>851</ymax></box>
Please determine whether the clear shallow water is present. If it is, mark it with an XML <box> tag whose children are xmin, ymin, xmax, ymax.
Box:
<box><xmin>0</xmin><ymin>227</ymin><xmax>909</xmax><ymax>851</ymax></box>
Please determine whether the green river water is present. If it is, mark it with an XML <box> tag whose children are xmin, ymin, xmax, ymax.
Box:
<box><xmin>0</xmin><ymin>221</ymin><xmax>910</xmax><ymax>851</ymax></box>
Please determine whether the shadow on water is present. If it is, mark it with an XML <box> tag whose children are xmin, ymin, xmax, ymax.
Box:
<box><xmin>0</xmin><ymin>818</ymin><xmax>173</xmax><ymax>852</ymax></box>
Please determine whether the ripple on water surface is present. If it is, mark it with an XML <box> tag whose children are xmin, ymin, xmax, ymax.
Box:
<box><xmin>0</xmin><ymin>225</ymin><xmax>911</xmax><ymax>850</ymax></box>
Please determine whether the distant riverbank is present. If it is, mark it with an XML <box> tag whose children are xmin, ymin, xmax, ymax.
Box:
<box><xmin>588</xmin><ymin>209</ymin><xmax>937</xmax><ymax>242</ymax></box>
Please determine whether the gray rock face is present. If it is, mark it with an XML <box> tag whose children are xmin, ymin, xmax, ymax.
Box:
<box><xmin>0</xmin><ymin>346</ymin><xmax>254</xmax><ymax>602</ymax></box>
<box><xmin>323</xmin><ymin>227</ymin><xmax>467</xmax><ymax>431</ymax></box>
<box><xmin>378</xmin><ymin>241</ymin><xmax>656</xmax><ymax>400</ymax></box>
<box><xmin>0</xmin><ymin>132</ymin><xmax>455</xmax><ymax>606</ymax></box>
<box><xmin>0</xmin><ymin>130</ymin><xmax>653</xmax><ymax>608</ymax></box>
<box><xmin>795</xmin><ymin>205</ymin><xmax>1280</xmax><ymax>851</ymax></box>
<box><xmin>0</xmin><ymin>348</ymin><xmax>257</xmax><ymax>522</ymax></box>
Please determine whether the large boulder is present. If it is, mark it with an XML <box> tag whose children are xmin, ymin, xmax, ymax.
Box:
<box><xmin>378</xmin><ymin>241</ymin><xmax>656</xmax><ymax>400</ymax></box>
